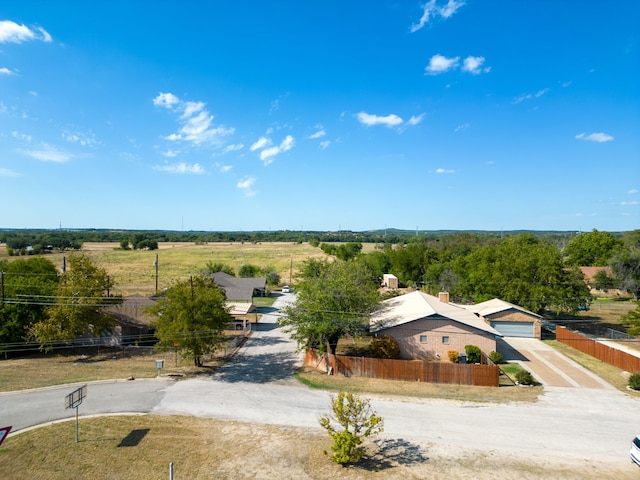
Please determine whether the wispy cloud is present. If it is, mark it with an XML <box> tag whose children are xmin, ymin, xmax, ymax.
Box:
<box><xmin>0</xmin><ymin>20</ymin><xmax>52</xmax><ymax>43</ymax></box>
<box><xmin>575</xmin><ymin>132</ymin><xmax>614</xmax><ymax>143</ymax></box>
<box><xmin>222</xmin><ymin>143</ymin><xmax>244</xmax><ymax>153</ymax></box>
<box><xmin>162</xmin><ymin>150</ymin><xmax>178</xmax><ymax>157</ymax></box>
<box><xmin>250</xmin><ymin>137</ymin><xmax>271</xmax><ymax>151</ymax></box>
<box><xmin>153</xmin><ymin>92</ymin><xmax>233</xmax><ymax>146</ymax></box>
<box><xmin>309</xmin><ymin>127</ymin><xmax>326</xmax><ymax>139</ymax></box>
<box><xmin>462</xmin><ymin>56</ymin><xmax>491</xmax><ymax>74</ymax></box>
<box><xmin>11</xmin><ymin>131</ymin><xmax>32</xmax><ymax>142</ymax></box>
<box><xmin>454</xmin><ymin>123</ymin><xmax>470</xmax><ymax>132</ymax></box>
<box><xmin>406</xmin><ymin>114</ymin><xmax>425</xmax><ymax>126</ymax></box>
<box><xmin>215</xmin><ymin>162</ymin><xmax>232</xmax><ymax>173</ymax></box>
<box><xmin>237</xmin><ymin>176</ymin><xmax>257</xmax><ymax>196</ymax></box>
<box><xmin>0</xmin><ymin>167</ymin><xmax>20</xmax><ymax>177</ymax></box>
<box><xmin>512</xmin><ymin>88</ymin><xmax>550</xmax><ymax>104</ymax></box>
<box><xmin>153</xmin><ymin>162</ymin><xmax>205</xmax><ymax>174</ymax></box>
<box><xmin>62</xmin><ymin>129</ymin><xmax>99</xmax><ymax>148</ymax></box>
<box><xmin>628</xmin><ymin>189</ymin><xmax>639</xmax><ymax>195</ymax></box>
<box><xmin>357</xmin><ymin>112</ymin><xmax>404</xmax><ymax>127</ymax></box>
<box><xmin>19</xmin><ymin>145</ymin><xmax>73</xmax><ymax>163</ymax></box>
<box><xmin>259</xmin><ymin>135</ymin><xmax>295</xmax><ymax>166</ymax></box>
<box><xmin>320</xmin><ymin>140</ymin><xmax>331</xmax><ymax>150</ymax></box>
<box><xmin>0</xmin><ymin>67</ymin><xmax>16</xmax><ymax>75</ymax></box>
<box><xmin>436</xmin><ymin>167</ymin><xmax>456</xmax><ymax>174</ymax></box>
<box><xmin>410</xmin><ymin>0</ymin><xmax>465</xmax><ymax>33</ymax></box>
<box><xmin>620</xmin><ymin>201</ymin><xmax>640</xmax><ymax>206</ymax></box>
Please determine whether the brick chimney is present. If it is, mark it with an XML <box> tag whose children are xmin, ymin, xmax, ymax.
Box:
<box><xmin>438</xmin><ymin>292</ymin><xmax>449</xmax><ymax>303</ymax></box>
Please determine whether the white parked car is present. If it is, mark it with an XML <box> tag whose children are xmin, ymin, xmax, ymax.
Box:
<box><xmin>281</xmin><ymin>285</ymin><xmax>291</xmax><ymax>293</ymax></box>
<box><xmin>631</xmin><ymin>435</ymin><xmax>640</xmax><ymax>466</ymax></box>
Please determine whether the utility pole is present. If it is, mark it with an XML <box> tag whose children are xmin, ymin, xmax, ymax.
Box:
<box><xmin>154</xmin><ymin>254</ymin><xmax>159</xmax><ymax>295</ymax></box>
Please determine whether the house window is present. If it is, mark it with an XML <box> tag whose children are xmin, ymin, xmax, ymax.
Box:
<box><xmin>419</xmin><ymin>335</ymin><xmax>427</xmax><ymax>343</ymax></box>
<box><xmin>442</xmin><ymin>336</ymin><xmax>450</xmax><ymax>344</ymax></box>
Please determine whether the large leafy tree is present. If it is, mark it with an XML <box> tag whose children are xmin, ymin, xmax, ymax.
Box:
<box><xmin>621</xmin><ymin>301</ymin><xmax>640</xmax><ymax>335</ymax></box>
<box><xmin>0</xmin><ymin>257</ymin><xmax>59</xmax><ymax>345</ymax></box>
<box><xmin>279</xmin><ymin>259</ymin><xmax>380</xmax><ymax>354</ymax></box>
<box><xmin>609</xmin><ymin>248</ymin><xmax>640</xmax><ymax>299</ymax></box>
<box><xmin>564</xmin><ymin>229</ymin><xmax>624</xmax><ymax>266</ymax></box>
<box><xmin>31</xmin><ymin>254</ymin><xmax>119</xmax><ymax>349</ymax></box>
<box><xmin>146</xmin><ymin>275</ymin><xmax>232</xmax><ymax>366</ymax></box>
<box><xmin>454</xmin><ymin>234</ymin><xmax>591</xmax><ymax>314</ymax></box>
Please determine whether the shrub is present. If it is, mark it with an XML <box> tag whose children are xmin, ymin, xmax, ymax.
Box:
<box><xmin>465</xmin><ymin>345</ymin><xmax>482</xmax><ymax>364</ymax></box>
<box><xmin>515</xmin><ymin>369</ymin><xmax>536</xmax><ymax>386</ymax></box>
<box><xmin>629</xmin><ymin>373</ymin><xmax>640</xmax><ymax>390</ymax></box>
<box><xmin>488</xmin><ymin>351</ymin><xmax>503</xmax><ymax>364</ymax></box>
<box><xmin>448</xmin><ymin>350</ymin><xmax>459</xmax><ymax>363</ymax></box>
<box><xmin>368</xmin><ymin>335</ymin><xmax>400</xmax><ymax>359</ymax></box>
<box><xmin>319</xmin><ymin>391</ymin><xmax>384</xmax><ymax>464</ymax></box>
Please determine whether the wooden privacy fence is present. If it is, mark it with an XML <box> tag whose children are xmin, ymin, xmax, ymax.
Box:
<box><xmin>556</xmin><ymin>326</ymin><xmax>640</xmax><ymax>373</ymax></box>
<box><xmin>305</xmin><ymin>350</ymin><xmax>499</xmax><ymax>387</ymax></box>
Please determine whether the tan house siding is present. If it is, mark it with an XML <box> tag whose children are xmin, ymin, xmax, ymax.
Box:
<box><xmin>381</xmin><ymin>318</ymin><xmax>497</xmax><ymax>361</ymax></box>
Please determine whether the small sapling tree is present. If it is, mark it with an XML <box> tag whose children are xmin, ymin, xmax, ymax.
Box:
<box><xmin>319</xmin><ymin>391</ymin><xmax>384</xmax><ymax>465</ymax></box>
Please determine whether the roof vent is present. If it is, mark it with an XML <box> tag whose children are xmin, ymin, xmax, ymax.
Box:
<box><xmin>438</xmin><ymin>292</ymin><xmax>449</xmax><ymax>303</ymax></box>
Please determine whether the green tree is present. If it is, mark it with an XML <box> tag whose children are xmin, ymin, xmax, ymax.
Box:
<box><xmin>609</xmin><ymin>248</ymin><xmax>640</xmax><ymax>299</ymax></box>
<box><xmin>564</xmin><ymin>229</ymin><xmax>624</xmax><ymax>266</ymax></box>
<box><xmin>146</xmin><ymin>275</ymin><xmax>232</xmax><ymax>366</ymax></box>
<box><xmin>202</xmin><ymin>261</ymin><xmax>235</xmax><ymax>276</ymax></box>
<box><xmin>454</xmin><ymin>234</ymin><xmax>591</xmax><ymax>314</ymax></box>
<box><xmin>239</xmin><ymin>263</ymin><xmax>261</xmax><ymax>277</ymax></box>
<box><xmin>319</xmin><ymin>391</ymin><xmax>384</xmax><ymax>465</ymax></box>
<box><xmin>621</xmin><ymin>301</ymin><xmax>640</xmax><ymax>336</ymax></box>
<box><xmin>593</xmin><ymin>269</ymin><xmax>617</xmax><ymax>291</ymax></box>
<box><xmin>336</xmin><ymin>242</ymin><xmax>363</xmax><ymax>261</ymax></box>
<box><xmin>279</xmin><ymin>260</ymin><xmax>380</xmax><ymax>354</ymax></box>
<box><xmin>31</xmin><ymin>254</ymin><xmax>119</xmax><ymax>349</ymax></box>
<box><xmin>0</xmin><ymin>258</ymin><xmax>59</xmax><ymax>345</ymax></box>
<box><xmin>261</xmin><ymin>266</ymin><xmax>281</xmax><ymax>286</ymax></box>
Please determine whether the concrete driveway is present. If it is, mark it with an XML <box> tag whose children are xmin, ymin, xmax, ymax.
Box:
<box><xmin>498</xmin><ymin>337</ymin><xmax>615</xmax><ymax>389</ymax></box>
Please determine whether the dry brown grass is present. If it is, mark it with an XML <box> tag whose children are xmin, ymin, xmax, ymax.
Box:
<box><xmin>30</xmin><ymin>241</ymin><xmax>330</xmax><ymax>296</ymax></box>
<box><xmin>2</xmin><ymin>415</ymin><xmax>634</xmax><ymax>480</ymax></box>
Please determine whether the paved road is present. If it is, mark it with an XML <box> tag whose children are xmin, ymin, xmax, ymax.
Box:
<box><xmin>3</xmin><ymin>293</ymin><xmax>640</xmax><ymax>469</ymax></box>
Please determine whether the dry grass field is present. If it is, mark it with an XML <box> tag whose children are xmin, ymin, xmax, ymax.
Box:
<box><xmin>25</xmin><ymin>241</ymin><xmax>333</xmax><ymax>296</ymax></box>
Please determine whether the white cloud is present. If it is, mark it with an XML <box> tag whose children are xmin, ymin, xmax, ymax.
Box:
<box><xmin>406</xmin><ymin>114</ymin><xmax>425</xmax><ymax>126</ymax></box>
<box><xmin>462</xmin><ymin>56</ymin><xmax>490</xmax><ymax>74</ymax></box>
<box><xmin>454</xmin><ymin>123</ymin><xmax>470</xmax><ymax>132</ymax></box>
<box><xmin>250</xmin><ymin>137</ymin><xmax>271</xmax><ymax>151</ymax></box>
<box><xmin>436</xmin><ymin>167</ymin><xmax>456</xmax><ymax>174</ymax></box>
<box><xmin>215</xmin><ymin>163</ymin><xmax>232</xmax><ymax>173</ymax></box>
<box><xmin>320</xmin><ymin>140</ymin><xmax>331</xmax><ymax>150</ymax></box>
<box><xmin>162</xmin><ymin>150</ymin><xmax>178</xmax><ymax>157</ymax></box>
<box><xmin>259</xmin><ymin>135</ymin><xmax>295</xmax><ymax>165</ymax></box>
<box><xmin>628</xmin><ymin>189</ymin><xmax>639</xmax><ymax>195</ymax></box>
<box><xmin>222</xmin><ymin>143</ymin><xmax>244</xmax><ymax>153</ymax></box>
<box><xmin>309</xmin><ymin>128</ymin><xmax>326</xmax><ymax>139</ymax></box>
<box><xmin>237</xmin><ymin>176</ymin><xmax>257</xmax><ymax>197</ymax></box>
<box><xmin>0</xmin><ymin>20</ymin><xmax>52</xmax><ymax>43</ymax></box>
<box><xmin>11</xmin><ymin>131</ymin><xmax>32</xmax><ymax>142</ymax></box>
<box><xmin>154</xmin><ymin>162</ymin><xmax>205</xmax><ymax>174</ymax></box>
<box><xmin>512</xmin><ymin>88</ymin><xmax>550</xmax><ymax>104</ymax></box>
<box><xmin>62</xmin><ymin>129</ymin><xmax>99</xmax><ymax>148</ymax></box>
<box><xmin>153</xmin><ymin>92</ymin><xmax>180</xmax><ymax>108</ymax></box>
<box><xmin>425</xmin><ymin>54</ymin><xmax>459</xmax><ymax>75</ymax></box>
<box><xmin>154</xmin><ymin>92</ymin><xmax>234</xmax><ymax>146</ymax></box>
<box><xmin>357</xmin><ymin>112</ymin><xmax>404</xmax><ymax>127</ymax></box>
<box><xmin>20</xmin><ymin>145</ymin><xmax>73</xmax><ymax>163</ymax></box>
<box><xmin>620</xmin><ymin>201</ymin><xmax>640</xmax><ymax>206</ymax></box>
<box><xmin>410</xmin><ymin>0</ymin><xmax>465</xmax><ymax>32</ymax></box>
<box><xmin>562</xmin><ymin>80</ymin><xmax>572</xmax><ymax>88</ymax></box>
<box><xmin>0</xmin><ymin>167</ymin><xmax>20</xmax><ymax>177</ymax></box>
<box><xmin>0</xmin><ymin>67</ymin><xmax>15</xmax><ymax>75</ymax></box>
<box><xmin>575</xmin><ymin>132</ymin><xmax>614</xmax><ymax>143</ymax></box>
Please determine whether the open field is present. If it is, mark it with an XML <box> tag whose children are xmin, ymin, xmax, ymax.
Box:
<box><xmin>2</xmin><ymin>415</ymin><xmax>634</xmax><ymax>480</ymax></box>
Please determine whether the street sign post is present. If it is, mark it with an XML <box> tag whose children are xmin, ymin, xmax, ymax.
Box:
<box><xmin>65</xmin><ymin>385</ymin><xmax>87</xmax><ymax>443</ymax></box>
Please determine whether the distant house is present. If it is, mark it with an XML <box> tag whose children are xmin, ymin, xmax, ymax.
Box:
<box><xmin>210</xmin><ymin>272</ymin><xmax>266</xmax><ymax>301</ymax></box>
<box><xmin>460</xmin><ymin>298</ymin><xmax>543</xmax><ymax>339</ymax></box>
<box><xmin>103</xmin><ymin>294</ymin><xmax>156</xmax><ymax>345</ymax></box>
<box><xmin>227</xmin><ymin>301</ymin><xmax>258</xmax><ymax>329</ymax></box>
<box><xmin>370</xmin><ymin>291</ymin><xmax>501</xmax><ymax>361</ymax></box>
<box><xmin>382</xmin><ymin>273</ymin><xmax>398</xmax><ymax>289</ymax></box>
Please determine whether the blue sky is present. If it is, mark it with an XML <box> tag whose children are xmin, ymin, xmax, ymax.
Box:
<box><xmin>1</xmin><ymin>1</ymin><xmax>638</xmax><ymax>232</ymax></box>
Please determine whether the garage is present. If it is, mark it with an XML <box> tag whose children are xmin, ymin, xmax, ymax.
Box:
<box><xmin>490</xmin><ymin>321</ymin><xmax>535</xmax><ymax>338</ymax></box>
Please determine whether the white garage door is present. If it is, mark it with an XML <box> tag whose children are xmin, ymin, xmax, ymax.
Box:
<box><xmin>490</xmin><ymin>321</ymin><xmax>535</xmax><ymax>338</ymax></box>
